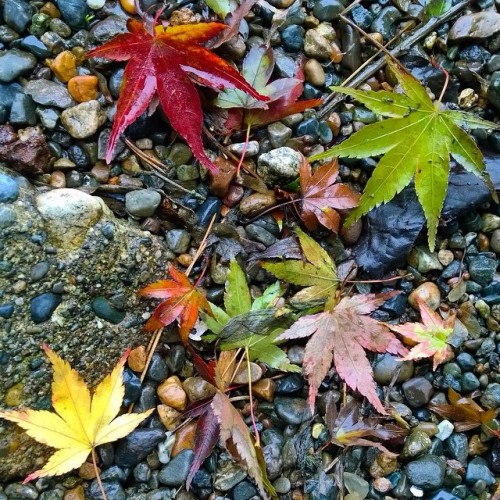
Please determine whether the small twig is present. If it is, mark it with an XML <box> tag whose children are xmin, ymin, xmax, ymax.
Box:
<box><xmin>245</xmin><ymin>347</ymin><xmax>260</xmax><ymax>446</ymax></box>
<box><xmin>236</xmin><ymin>122</ymin><xmax>251</xmax><ymax>177</ymax></box>
<box><xmin>318</xmin><ymin>0</ymin><xmax>472</xmax><ymax>119</ymax></box>
<box><xmin>123</xmin><ymin>138</ymin><xmax>204</xmax><ymax>199</ymax></box>
<box><xmin>91</xmin><ymin>448</ymin><xmax>107</xmax><ymax>500</ymax></box>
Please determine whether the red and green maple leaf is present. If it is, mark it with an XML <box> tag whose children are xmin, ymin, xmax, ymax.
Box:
<box><xmin>388</xmin><ymin>298</ymin><xmax>455</xmax><ymax>370</ymax></box>
<box><xmin>277</xmin><ymin>292</ymin><xmax>408</xmax><ymax>414</ymax></box>
<box><xmin>88</xmin><ymin>18</ymin><xmax>268</xmax><ymax>171</ymax></box>
<box><xmin>138</xmin><ymin>264</ymin><xmax>212</xmax><ymax>344</ymax></box>
<box><xmin>299</xmin><ymin>157</ymin><xmax>360</xmax><ymax>233</ymax></box>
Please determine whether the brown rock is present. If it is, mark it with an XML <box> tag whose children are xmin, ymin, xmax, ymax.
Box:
<box><xmin>157</xmin><ymin>375</ymin><xmax>187</xmax><ymax>410</ymax></box>
<box><xmin>469</xmin><ymin>434</ymin><xmax>489</xmax><ymax>456</ymax></box>
<box><xmin>64</xmin><ymin>486</ymin><xmax>85</xmax><ymax>500</ymax></box>
<box><xmin>50</xmin><ymin>170</ymin><xmax>66</xmax><ymax>188</ymax></box>
<box><xmin>40</xmin><ymin>2</ymin><xmax>61</xmax><ymax>18</ymax></box>
<box><xmin>0</xmin><ymin>124</ymin><xmax>50</xmax><ymax>175</ymax></box>
<box><xmin>183</xmin><ymin>376</ymin><xmax>216</xmax><ymax>403</ymax></box>
<box><xmin>340</xmin><ymin>218</ymin><xmax>362</xmax><ymax>245</ymax></box>
<box><xmin>330</xmin><ymin>42</ymin><xmax>343</xmax><ymax>63</ymax></box>
<box><xmin>78</xmin><ymin>461</ymin><xmax>97</xmax><ymax>480</ymax></box>
<box><xmin>449</xmin><ymin>12</ymin><xmax>500</xmax><ymax>41</ymax></box>
<box><xmin>233</xmin><ymin>362</ymin><xmax>263</xmax><ymax>384</ymax></box>
<box><xmin>158</xmin><ymin>404</ymin><xmax>181</xmax><ymax>431</ymax></box>
<box><xmin>68</xmin><ymin>75</ymin><xmax>99</xmax><ymax>103</ymax></box>
<box><xmin>408</xmin><ymin>282</ymin><xmax>441</xmax><ymax>310</ymax></box>
<box><xmin>369</xmin><ymin>452</ymin><xmax>397</xmax><ymax>478</ymax></box>
<box><xmin>91</xmin><ymin>161</ymin><xmax>110</xmax><ymax>183</ymax></box>
<box><xmin>223</xmin><ymin>184</ymin><xmax>244</xmax><ymax>207</ymax></box>
<box><xmin>120</xmin><ymin>0</ymin><xmax>137</xmax><ymax>14</ymax></box>
<box><xmin>208</xmin><ymin>157</ymin><xmax>236</xmax><ymax>197</ymax></box>
<box><xmin>172</xmin><ymin>421</ymin><xmax>197</xmax><ymax>457</ymax></box>
<box><xmin>251</xmin><ymin>378</ymin><xmax>276</xmax><ymax>402</ymax></box>
<box><xmin>239</xmin><ymin>191</ymin><xmax>276</xmax><ymax>217</ymax></box>
<box><xmin>128</xmin><ymin>345</ymin><xmax>147</xmax><ymax>372</ymax></box>
<box><xmin>46</xmin><ymin>51</ymin><xmax>76</xmax><ymax>83</ymax></box>
<box><xmin>304</xmin><ymin>59</ymin><xmax>326</xmax><ymax>87</ymax></box>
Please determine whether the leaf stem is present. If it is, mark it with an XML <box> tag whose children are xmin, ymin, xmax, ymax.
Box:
<box><xmin>91</xmin><ymin>448</ymin><xmax>107</xmax><ymax>500</ymax></box>
<box><xmin>436</xmin><ymin>65</ymin><xmax>450</xmax><ymax>109</ymax></box>
<box><xmin>245</xmin><ymin>347</ymin><xmax>260</xmax><ymax>448</ymax></box>
<box><xmin>236</xmin><ymin>122</ymin><xmax>252</xmax><ymax>178</ymax></box>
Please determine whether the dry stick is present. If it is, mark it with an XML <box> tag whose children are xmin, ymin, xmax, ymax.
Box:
<box><xmin>123</xmin><ymin>138</ymin><xmax>204</xmax><ymax>199</ymax></box>
<box><xmin>318</xmin><ymin>0</ymin><xmax>472</xmax><ymax>120</ymax></box>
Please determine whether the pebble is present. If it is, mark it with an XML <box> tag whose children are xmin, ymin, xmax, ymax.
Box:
<box><xmin>408</xmin><ymin>246</ymin><xmax>443</xmax><ymax>273</ymax></box>
<box><xmin>4</xmin><ymin>483</ymin><xmax>38</xmax><ymax>499</ymax></box>
<box><xmin>251</xmin><ymin>378</ymin><xmax>276</xmax><ymax>402</ymax></box>
<box><xmin>233</xmin><ymin>362</ymin><xmax>263</xmax><ymax>384</ymax></box>
<box><xmin>487</xmin><ymin>72</ymin><xmax>500</xmax><ymax>111</ymax></box>
<box><xmin>114</xmin><ymin>428</ymin><xmax>165</xmax><ymax>468</ymax></box>
<box><xmin>304</xmin><ymin>59</ymin><xmax>326</xmax><ymax>86</ymax></box>
<box><xmin>312</xmin><ymin>0</ymin><xmax>344</xmax><ymax>21</ymax></box>
<box><xmin>26</xmin><ymin>80</ymin><xmax>75</xmax><ymax>109</ymax></box>
<box><xmin>304</xmin><ymin>29</ymin><xmax>333</xmax><ymax>60</ymax></box>
<box><xmin>435</xmin><ymin>420</ymin><xmax>454</xmax><ymax>441</ymax></box>
<box><xmin>4</xmin><ymin>0</ymin><xmax>35</xmax><ymax>33</ymax></box>
<box><xmin>401</xmin><ymin>430</ymin><xmax>432</xmax><ymax>459</ymax></box>
<box><xmin>449</xmin><ymin>12</ymin><xmax>500</xmax><ymax>41</ymax></box>
<box><xmin>447</xmin><ymin>432</ymin><xmax>468</xmax><ymax>465</ymax></box>
<box><xmin>157</xmin><ymin>376</ymin><xmax>187</xmax><ymax>411</ymax></box>
<box><xmin>30</xmin><ymin>261</ymin><xmax>50</xmax><ymax>282</ymax></box>
<box><xmin>30</xmin><ymin>292</ymin><xmax>62</xmax><ymax>323</ymax></box>
<box><xmin>91</xmin><ymin>297</ymin><xmax>125</xmax><ymax>324</ymax></box>
<box><xmin>182</xmin><ymin>376</ymin><xmax>216</xmax><ymax>402</ymax></box>
<box><xmin>408</xmin><ymin>282</ymin><xmax>441</xmax><ymax>310</ymax></box>
<box><xmin>239</xmin><ymin>191</ymin><xmax>276</xmax><ymax>217</ymax></box>
<box><xmin>275</xmin><ymin>397</ymin><xmax>311</xmax><ymax>425</ymax></box>
<box><xmin>47</xmin><ymin>50</ymin><xmax>76</xmax><ymax>83</ymax></box>
<box><xmin>0</xmin><ymin>49</ymin><xmax>37</xmax><ymax>83</ymax></box>
<box><xmin>257</xmin><ymin>147</ymin><xmax>301</xmax><ymax>186</ymax></box>
<box><xmin>214</xmin><ymin>460</ymin><xmax>247</xmax><ymax>491</ymax></box>
<box><xmin>90</xmin><ymin>15</ymin><xmax>128</xmax><ymax>42</ymax></box>
<box><xmin>125</xmin><ymin>189</ymin><xmax>161</xmax><ymax>218</ymax></box>
<box><xmin>491</xmin><ymin>229</ymin><xmax>500</xmax><ymax>253</ymax></box>
<box><xmin>128</xmin><ymin>345</ymin><xmax>147</xmax><ymax>372</ymax></box>
<box><xmin>61</xmin><ymin>100</ymin><xmax>106</xmax><ymax>139</ymax></box>
<box><xmin>480</xmin><ymin>383</ymin><xmax>500</xmax><ymax>409</ymax></box>
<box><xmin>172</xmin><ymin>420</ymin><xmax>197</xmax><ymax>457</ymax></box>
<box><xmin>68</xmin><ymin>75</ymin><xmax>99</xmax><ymax>103</ymax></box>
<box><xmin>405</xmin><ymin>455</ymin><xmax>446</xmax><ymax>490</ymax></box>
<box><xmin>402</xmin><ymin>377</ymin><xmax>434</xmax><ymax>408</ymax></box>
<box><xmin>268</xmin><ymin>122</ymin><xmax>292</xmax><ymax>148</ymax></box>
<box><xmin>465</xmin><ymin>457</ymin><xmax>496</xmax><ymax>486</ymax></box>
<box><xmin>165</xmin><ymin>229</ymin><xmax>191</xmax><ymax>254</ymax></box>
<box><xmin>233</xmin><ymin>481</ymin><xmax>257</xmax><ymax>500</ymax></box>
<box><xmin>0</xmin><ymin>173</ymin><xmax>19</xmax><ymax>202</ymax></box>
<box><xmin>158</xmin><ymin>450</ymin><xmax>194</xmax><ymax>486</ymax></box>
<box><xmin>157</xmin><ymin>404</ymin><xmax>181</xmax><ymax>431</ymax></box>
<box><xmin>468</xmin><ymin>254</ymin><xmax>497</xmax><ymax>285</ymax></box>
<box><xmin>195</xmin><ymin>196</ymin><xmax>221</xmax><ymax>226</ymax></box>
<box><xmin>55</xmin><ymin>0</ymin><xmax>89</xmax><ymax>28</ymax></box>
<box><xmin>281</xmin><ymin>25</ymin><xmax>305</xmax><ymax>52</ymax></box>
<box><xmin>0</xmin><ymin>206</ymin><xmax>17</xmax><ymax>228</ymax></box>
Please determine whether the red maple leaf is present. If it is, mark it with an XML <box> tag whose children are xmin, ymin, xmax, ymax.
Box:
<box><xmin>277</xmin><ymin>292</ymin><xmax>408</xmax><ymax>414</ymax></box>
<box><xmin>88</xmin><ymin>18</ymin><xmax>268</xmax><ymax>171</ymax></box>
<box><xmin>299</xmin><ymin>157</ymin><xmax>360</xmax><ymax>233</ymax></box>
<box><xmin>138</xmin><ymin>264</ymin><xmax>212</xmax><ymax>344</ymax></box>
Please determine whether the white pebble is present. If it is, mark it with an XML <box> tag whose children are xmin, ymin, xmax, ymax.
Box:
<box><xmin>87</xmin><ymin>0</ymin><xmax>106</xmax><ymax>8</ymax></box>
<box><xmin>435</xmin><ymin>419</ymin><xmax>454</xmax><ymax>440</ymax></box>
<box><xmin>410</xmin><ymin>486</ymin><xmax>424</xmax><ymax>497</ymax></box>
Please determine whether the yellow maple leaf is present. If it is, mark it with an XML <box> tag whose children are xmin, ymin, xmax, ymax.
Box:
<box><xmin>0</xmin><ymin>343</ymin><xmax>154</xmax><ymax>483</ymax></box>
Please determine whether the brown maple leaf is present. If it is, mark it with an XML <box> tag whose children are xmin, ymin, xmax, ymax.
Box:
<box><xmin>138</xmin><ymin>264</ymin><xmax>212</xmax><ymax>344</ymax></box>
<box><xmin>88</xmin><ymin>18</ymin><xmax>267</xmax><ymax>171</ymax></box>
<box><xmin>429</xmin><ymin>387</ymin><xmax>498</xmax><ymax>432</ymax></box>
<box><xmin>277</xmin><ymin>292</ymin><xmax>408</xmax><ymax>414</ymax></box>
<box><xmin>389</xmin><ymin>298</ymin><xmax>455</xmax><ymax>370</ymax></box>
<box><xmin>326</xmin><ymin>400</ymin><xmax>407</xmax><ymax>457</ymax></box>
<box><xmin>299</xmin><ymin>157</ymin><xmax>360</xmax><ymax>233</ymax></box>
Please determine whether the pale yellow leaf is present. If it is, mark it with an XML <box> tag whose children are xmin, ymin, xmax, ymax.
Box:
<box><xmin>95</xmin><ymin>409</ymin><xmax>155</xmax><ymax>446</ymax></box>
<box><xmin>25</xmin><ymin>447</ymin><xmax>90</xmax><ymax>482</ymax></box>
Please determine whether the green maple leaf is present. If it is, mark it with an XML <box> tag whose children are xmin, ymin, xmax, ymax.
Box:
<box><xmin>311</xmin><ymin>59</ymin><xmax>498</xmax><ymax>250</ymax></box>
<box><xmin>201</xmin><ymin>260</ymin><xmax>299</xmax><ymax>372</ymax></box>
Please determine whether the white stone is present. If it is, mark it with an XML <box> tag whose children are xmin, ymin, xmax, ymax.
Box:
<box><xmin>435</xmin><ymin>420</ymin><xmax>454</xmax><ymax>441</ymax></box>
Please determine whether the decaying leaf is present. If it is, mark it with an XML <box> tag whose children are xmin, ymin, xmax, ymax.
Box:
<box><xmin>214</xmin><ymin>45</ymin><xmax>322</xmax><ymax>129</ymax></box>
<box><xmin>88</xmin><ymin>18</ymin><xmax>267</xmax><ymax>171</ymax></box>
<box><xmin>277</xmin><ymin>292</ymin><xmax>407</xmax><ymax>413</ymax></box>
<box><xmin>262</xmin><ymin>228</ymin><xmax>338</xmax><ymax>307</ymax></box>
<box><xmin>429</xmin><ymin>387</ymin><xmax>498</xmax><ymax>432</ymax></box>
<box><xmin>138</xmin><ymin>264</ymin><xmax>212</xmax><ymax>344</ymax></box>
<box><xmin>0</xmin><ymin>344</ymin><xmax>153</xmax><ymax>482</ymax></box>
<box><xmin>299</xmin><ymin>157</ymin><xmax>359</xmax><ymax>233</ymax></box>
<box><xmin>311</xmin><ymin>59</ymin><xmax>498</xmax><ymax>250</ymax></box>
<box><xmin>326</xmin><ymin>400</ymin><xmax>407</xmax><ymax>456</ymax></box>
<box><xmin>388</xmin><ymin>298</ymin><xmax>455</xmax><ymax>370</ymax></box>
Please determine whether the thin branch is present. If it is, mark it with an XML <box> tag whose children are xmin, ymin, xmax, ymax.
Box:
<box><xmin>91</xmin><ymin>448</ymin><xmax>107</xmax><ymax>500</ymax></box>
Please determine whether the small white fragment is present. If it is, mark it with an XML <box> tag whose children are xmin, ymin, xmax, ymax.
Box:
<box><xmin>87</xmin><ymin>0</ymin><xmax>106</xmax><ymax>8</ymax></box>
<box><xmin>410</xmin><ymin>486</ymin><xmax>424</xmax><ymax>497</ymax></box>
<box><xmin>435</xmin><ymin>419</ymin><xmax>454</xmax><ymax>441</ymax></box>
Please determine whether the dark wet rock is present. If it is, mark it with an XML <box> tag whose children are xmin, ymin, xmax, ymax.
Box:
<box><xmin>4</xmin><ymin>0</ymin><xmax>35</xmax><ymax>34</ymax></box>
<box><xmin>488</xmin><ymin>72</ymin><xmax>500</xmax><ymax>111</ymax></box>
<box><xmin>165</xmin><ymin>229</ymin><xmax>191</xmax><ymax>254</ymax></box>
<box><xmin>371</xmin><ymin>6</ymin><xmax>401</xmax><ymax>39</ymax></box>
<box><xmin>406</xmin><ymin>455</ymin><xmax>446</xmax><ymax>490</ymax></box>
<box><xmin>312</xmin><ymin>0</ymin><xmax>344</xmax><ymax>21</ymax></box>
<box><xmin>480</xmin><ymin>383</ymin><xmax>500</xmax><ymax>409</ymax></box>
<box><xmin>158</xmin><ymin>450</ymin><xmax>194</xmax><ymax>486</ymax></box>
<box><xmin>30</xmin><ymin>293</ymin><xmax>62</xmax><ymax>324</ymax></box>
<box><xmin>146</xmin><ymin>353</ymin><xmax>169</xmax><ymax>382</ymax></box>
<box><xmin>87</xmin><ymin>480</ymin><xmax>126</xmax><ymax>500</ymax></box>
<box><xmin>9</xmin><ymin>93</ymin><xmax>37</xmax><ymax>126</ymax></box>
<box><xmin>123</xmin><ymin>368</ymin><xmax>141</xmax><ymax>406</ymax></box>
<box><xmin>281</xmin><ymin>25</ymin><xmax>304</xmax><ymax>52</ymax></box>
<box><xmin>465</xmin><ymin>457</ymin><xmax>496</xmax><ymax>486</ymax></box>
<box><xmin>401</xmin><ymin>430</ymin><xmax>432</xmax><ymax>459</ymax></box>
<box><xmin>233</xmin><ymin>481</ymin><xmax>257</xmax><ymax>500</ymax></box>
<box><xmin>3</xmin><ymin>483</ymin><xmax>39</xmax><ymax>499</ymax></box>
<box><xmin>275</xmin><ymin>397</ymin><xmax>311</xmax><ymax>425</ymax></box>
<box><xmin>114</xmin><ymin>428</ymin><xmax>164</xmax><ymax>468</ymax></box>
<box><xmin>90</xmin><ymin>15</ymin><xmax>128</xmax><ymax>42</ymax></box>
<box><xmin>125</xmin><ymin>190</ymin><xmax>161</xmax><ymax>218</ymax></box>
<box><xmin>276</xmin><ymin>373</ymin><xmax>304</xmax><ymax>395</ymax></box>
<box><xmin>449</xmin><ymin>12</ymin><xmax>500</xmax><ymax>41</ymax></box>
<box><xmin>20</xmin><ymin>35</ymin><xmax>51</xmax><ymax>58</ymax></box>
<box><xmin>373</xmin><ymin>354</ymin><xmax>414</xmax><ymax>385</ymax></box>
<box><xmin>468</xmin><ymin>254</ymin><xmax>497</xmax><ymax>285</ymax></box>
<box><xmin>0</xmin><ymin>49</ymin><xmax>36</xmax><ymax>83</ymax></box>
<box><xmin>447</xmin><ymin>433</ymin><xmax>468</xmax><ymax>465</ymax></box>
<box><xmin>55</xmin><ymin>0</ymin><xmax>89</xmax><ymax>28</ymax></box>
<box><xmin>305</xmin><ymin>471</ymin><xmax>338</xmax><ymax>500</ymax></box>
<box><xmin>353</xmin><ymin>154</ymin><xmax>500</xmax><ymax>277</ymax></box>
<box><xmin>0</xmin><ymin>304</ymin><xmax>15</xmax><ymax>318</ymax></box>
<box><xmin>402</xmin><ymin>377</ymin><xmax>434</xmax><ymax>408</ymax></box>
<box><xmin>91</xmin><ymin>296</ymin><xmax>125</xmax><ymax>324</ymax></box>
<box><xmin>196</xmin><ymin>196</ymin><xmax>221</xmax><ymax>226</ymax></box>
<box><xmin>349</xmin><ymin>4</ymin><xmax>373</xmax><ymax>30</ymax></box>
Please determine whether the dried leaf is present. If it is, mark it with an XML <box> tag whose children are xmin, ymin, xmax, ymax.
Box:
<box><xmin>138</xmin><ymin>264</ymin><xmax>212</xmax><ymax>343</ymax></box>
<box><xmin>88</xmin><ymin>18</ymin><xmax>267</xmax><ymax>171</ymax></box>
<box><xmin>277</xmin><ymin>292</ymin><xmax>407</xmax><ymax>413</ymax></box>
<box><xmin>0</xmin><ymin>345</ymin><xmax>153</xmax><ymax>482</ymax></box>
<box><xmin>299</xmin><ymin>157</ymin><xmax>359</xmax><ymax>233</ymax></box>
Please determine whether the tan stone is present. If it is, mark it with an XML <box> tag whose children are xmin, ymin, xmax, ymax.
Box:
<box><xmin>128</xmin><ymin>345</ymin><xmax>147</xmax><ymax>372</ymax></box>
<box><xmin>158</xmin><ymin>404</ymin><xmax>181</xmax><ymax>431</ymax></box>
<box><xmin>232</xmin><ymin>362</ymin><xmax>263</xmax><ymax>385</ymax></box>
<box><xmin>78</xmin><ymin>461</ymin><xmax>97</xmax><ymax>480</ymax></box>
<box><xmin>157</xmin><ymin>376</ymin><xmax>187</xmax><ymax>411</ymax></box>
<box><xmin>251</xmin><ymin>378</ymin><xmax>276</xmax><ymax>402</ymax></box>
<box><xmin>239</xmin><ymin>191</ymin><xmax>276</xmax><ymax>217</ymax></box>
<box><xmin>68</xmin><ymin>75</ymin><xmax>99</xmax><ymax>103</ymax></box>
<box><xmin>408</xmin><ymin>282</ymin><xmax>441</xmax><ymax>310</ymax></box>
<box><xmin>50</xmin><ymin>170</ymin><xmax>66</xmax><ymax>188</ymax></box>
<box><xmin>47</xmin><ymin>51</ymin><xmax>76</xmax><ymax>82</ymax></box>
<box><xmin>172</xmin><ymin>421</ymin><xmax>197</xmax><ymax>457</ymax></box>
<box><xmin>182</xmin><ymin>376</ymin><xmax>216</xmax><ymax>403</ymax></box>
<box><xmin>304</xmin><ymin>59</ymin><xmax>326</xmax><ymax>87</ymax></box>
<box><xmin>64</xmin><ymin>486</ymin><xmax>85</xmax><ymax>500</ymax></box>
